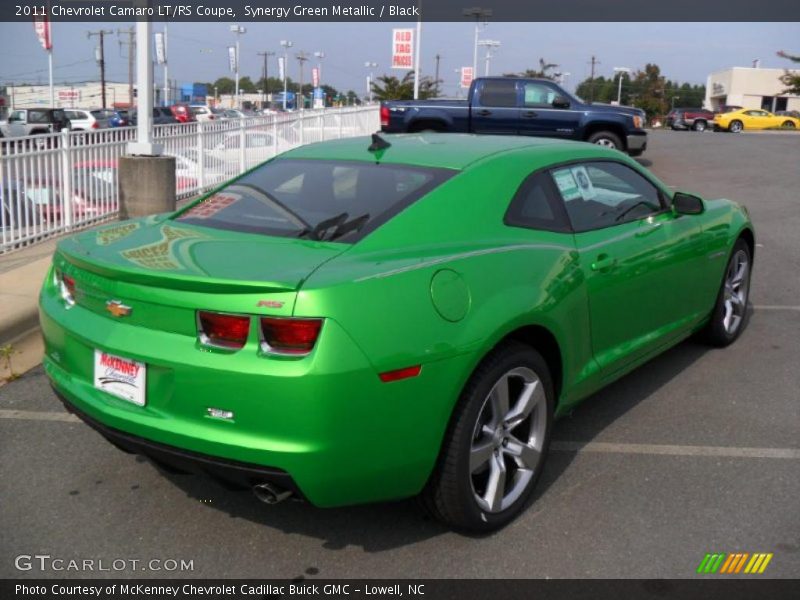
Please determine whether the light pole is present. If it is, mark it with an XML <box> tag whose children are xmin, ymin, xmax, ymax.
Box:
<box><xmin>463</xmin><ymin>7</ymin><xmax>492</xmax><ymax>77</ymax></box>
<box><xmin>280</xmin><ymin>40</ymin><xmax>293</xmax><ymax>110</ymax></box>
<box><xmin>229</xmin><ymin>25</ymin><xmax>246</xmax><ymax>109</ymax></box>
<box><xmin>477</xmin><ymin>39</ymin><xmax>500</xmax><ymax>76</ymax></box>
<box><xmin>296</xmin><ymin>51</ymin><xmax>309</xmax><ymax>110</ymax></box>
<box><xmin>365</xmin><ymin>61</ymin><xmax>377</xmax><ymax>103</ymax></box>
<box><xmin>613</xmin><ymin>67</ymin><xmax>631</xmax><ymax>105</ymax></box>
<box><xmin>314</xmin><ymin>51</ymin><xmax>325</xmax><ymax>108</ymax></box>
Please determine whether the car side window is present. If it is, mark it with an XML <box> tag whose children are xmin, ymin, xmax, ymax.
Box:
<box><xmin>504</xmin><ymin>172</ymin><xmax>571</xmax><ymax>233</ymax></box>
<box><xmin>549</xmin><ymin>161</ymin><xmax>664</xmax><ymax>232</ymax></box>
<box><xmin>476</xmin><ymin>80</ymin><xmax>517</xmax><ymax>108</ymax></box>
<box><xmin>523</xmin><ymin>83</ymin><xmax>556</xmax><ymax>107</ymax></box>
<box><xmin>9</xmin><ymin>111</ymin><xmax>23</xmax><ymax>122</ymax></box>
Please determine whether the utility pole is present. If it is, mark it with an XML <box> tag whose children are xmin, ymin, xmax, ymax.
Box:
<box><xmin>257</xmin><ymin>51</ymin><xmax>275</xmax><ymax>107</ymax></box>
<box><xmin>296</xmin><ymin>50</ymin><xmax>309</xmax><ymax>110</ymax></box>
<box><xmin>589</xmin><ymin>55</ymin><xmax>600</xmax><ymax>104</ymax></box>
<box><xmin>434</xmin><ymin>53</ymin><xmax>441</xmax><ymax>97</ymax></box>
<box><xmin>87</xmin><ymin>29</ymin><xmax>113</xmax><ymax>108</ymax></box>
<box><xmin>118</xmin><ymin>27</ymin><xmax>135</xmax><ymax>108</ymax></box>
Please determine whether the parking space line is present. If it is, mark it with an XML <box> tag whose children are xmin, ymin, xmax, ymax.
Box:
<box><xmin>2</xmin><ymin>410</ymin><xmax>798</xmax><ymax>460</ymax></box>
<box><xmin>0</xmin><ymin>409</ymin><xmax>79</xmax><ymax>423</ymax></box>
<box><xmin>754</xmin><ymin>305</ymin><xmax>800</xmax><ymax>311</ymax></box>
<box><xmin>551</xmin><ymin>441</ymin><xmax>800</xmax><ymax>459</ymax></box>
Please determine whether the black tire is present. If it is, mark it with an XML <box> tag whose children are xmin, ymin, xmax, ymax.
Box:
<box><xmin>729</xmin><ymin>120</ymin><xmax>743</xmax><ymax>133</ymax></box>
<box><xmin>693</xmin><ymin>120</ymin><xmax>707</xmax><ymax>132</ymax></box>
<box><xmin>702</xmin><ymin>239</ymin><xmax>752</xmax><ymax>347</ymax></box>
<box><xmin>421</xmin><ymin>341</ymin><xmax>554</xmax><ymax>532</ymax></box>
<box><xmin>586</xmin><ymin>130</ymin><xmax>623</xmax><ymax>151</ymax></box>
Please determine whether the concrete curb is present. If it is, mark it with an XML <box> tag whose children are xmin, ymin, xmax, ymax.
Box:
<box><xmin>0</xmin><ymin>256</ymin><xmax>51</xmax><ymax>346</ymax></box>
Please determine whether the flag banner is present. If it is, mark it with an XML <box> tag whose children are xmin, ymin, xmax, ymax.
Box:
<box><xmin>33</xmin><ymin>13</ymin><xmax>52</xmax><ymax>50</ymax></box>
<box><xmin>155</xmin><ymin>32</ymin><xmax>166</xmax><ymax>65</ymax></box>
<box><xmin>228</xmin><ymin>46</ymin><xmax>237</xmax><ymax>73</ymax></box>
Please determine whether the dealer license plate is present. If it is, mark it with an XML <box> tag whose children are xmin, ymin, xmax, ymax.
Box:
<box><xmin>93</xmin><ymin>350</ymin><xmax>146</xmax><ymax>406</ymax></box>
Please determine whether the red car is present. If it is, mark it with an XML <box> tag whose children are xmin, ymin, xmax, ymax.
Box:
<box><xmin>168</xmin><ymin>104</ymin><xmax>196</xmax><ymax>123</ymax></box>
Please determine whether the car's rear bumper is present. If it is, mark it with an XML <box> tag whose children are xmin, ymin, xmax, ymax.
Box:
<box><xmin>40</xmin><ymin>278</ymin><xmax>468</xmax><ymax>507</ymax></box>
<box><xmin>55</xmin><ymin>387</ymin><xmax>304</xmax><ymax>496</ymax></box>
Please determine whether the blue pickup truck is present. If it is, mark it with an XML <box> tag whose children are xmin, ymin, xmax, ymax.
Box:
<box><xmin>380</xmin><ymin>77</ymin><xmax>648</xmax><ymax>156</ymax></box>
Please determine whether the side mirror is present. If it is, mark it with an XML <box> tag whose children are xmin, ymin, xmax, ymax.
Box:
<box><xmin>552</xmin><ymin>95</ymin><xmax>570</xmax><ymax>109</ymax></box>
<box><xmin>673</xmin><ymin>192</ymin><xmax>704</xmax><ymax>215</ymax></box>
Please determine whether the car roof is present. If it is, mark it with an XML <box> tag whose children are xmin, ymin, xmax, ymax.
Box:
<box><xmin>282</xmin><ymin>133</ymin><xmax>604</xmax><ymax>170</ymax></box>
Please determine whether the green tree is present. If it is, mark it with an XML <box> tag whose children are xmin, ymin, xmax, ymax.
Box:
<box><xmin>370</xmin><ymin>72</ymin><xmax>438</xmax><ymax>101</ymax></box>
<box><xmin>213</xmin><ymin>77</ymin><xmax>235</xmax><ymax>95</ymax></box>
<box><xmin>504</xmin><ymin>58</ymin><xmax>559</xmax><ymax>81</ymax></box>
<box><xmin>777</xmin><ymin>50</ymin><xmax>800</xmax><ymax>94</ymax></box>
<box><xmin>238</xmin><ymin>76</ymin><xmax>257</xmax><ymax>94</ymax></box>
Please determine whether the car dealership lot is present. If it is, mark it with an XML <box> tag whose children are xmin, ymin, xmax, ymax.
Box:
<box><xmin>1</xmin><ymin>130</ymin><xmax>798</xmax><ymax>579</ymax></box>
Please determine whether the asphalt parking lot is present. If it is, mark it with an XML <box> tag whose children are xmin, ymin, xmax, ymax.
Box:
<box><xmin>1</xmin><ymin>129</ymin><xmax>798</xmax><ymax>579</ymax></box>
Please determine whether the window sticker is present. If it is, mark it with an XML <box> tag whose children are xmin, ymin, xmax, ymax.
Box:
<box><xmin>552</xmin><ymin>169</ymin><xmax>582</xmax><ymax>201</ymax></box>
<box><xmin>569</xmin><ymin>166</ymin><xmax>597</xmax><ymax>201</ymax></box>
<box><xmin>183</xmin><ymin>193</ymin><xmax>239</xmax><ymax>219</ymax></box>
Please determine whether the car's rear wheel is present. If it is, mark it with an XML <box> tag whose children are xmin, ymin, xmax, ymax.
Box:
<box><xmin>421</xmin><ymin>342</ymin><xmax>553</xmax><ymax>532</ymax></box>
<box><xmin>781</xmin><ymin>120</ymin><xmax>796</xmax><ymax>129</ymax></box>
<box><xmin>587</xmin><ymin>130</ymin><xmax>623</xmax><ymax>150</ymax></box>
<box><xmin>693</xmin><ymin>120</ymin><xmax>707</xmax><ymax>132</ymax></box>
<box><xmin>702</xmin><ymin>239</ymin><xmax>751</xmax><ymax>347</ymax></box>
<box><xmin>729</xmin><ymin>120</ymin><xmax>744</xmax><ymax>133</ymax></box>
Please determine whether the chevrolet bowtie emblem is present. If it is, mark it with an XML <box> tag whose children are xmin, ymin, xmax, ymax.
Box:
<box><xmin>106</xmin><ymin>300</ymin><xmax>132</xmax><ymax>318</ymax></box>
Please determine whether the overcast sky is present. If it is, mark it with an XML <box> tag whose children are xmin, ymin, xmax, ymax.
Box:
<box><xmin>1</xmin><ymin>21</ymin><xmax>798</xmax><ymax>95</ymax></box>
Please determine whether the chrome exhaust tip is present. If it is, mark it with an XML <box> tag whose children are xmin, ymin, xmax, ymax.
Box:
<box><xmin>252</xmin><ymin>482</ymin><xmax>292</xmax><ymax>505</ymax></box>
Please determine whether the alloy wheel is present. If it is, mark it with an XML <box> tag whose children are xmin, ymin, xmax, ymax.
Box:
<box><xmin>594</xmin><ymin>138</ymin><xmax>617</xmax><ymax>148</ymax></box>
<box><xmin>469</xmin><ymin>367</ymin><xmax>547</xmax><ymax>513</ymax></box>
<box><xmin>730</xmin><ymin>121</ymin><xmax>743</xmax><ymax>133</ymax></box>
<box><xmin>722</xmin><ymin>249</ymin><xmax>750</xmax><ymax>335</ymax></box>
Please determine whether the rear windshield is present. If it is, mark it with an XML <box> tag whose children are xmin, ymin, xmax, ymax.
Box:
<box><xmin>175</xmin><ymin>159</ymin><xmax>454</xmax><ymax>242</ymax></box>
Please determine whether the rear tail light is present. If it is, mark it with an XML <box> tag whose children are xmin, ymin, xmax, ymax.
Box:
<box><xmin>55</xmin><ymin>269</ymin><xmax>76</xmax><ymax>306</ymax></box>
<box><xmin>380</xmin><ymin>105</ymin><xmax>390</xmax><ymax>127</ymax></box>
<box><xmin>197</xmin><ymin>311</ymin><xmax>250</xmax><ymax>350</ymax></box>
<box><xmin>259</xmin><ymin>317</ymin><xmax>323</xmax><ymax>355</ymax></box>
<box><xmin>91</xmin><ymin>122</ymin><xmax>99</xmax><ymax>129</ymax></box>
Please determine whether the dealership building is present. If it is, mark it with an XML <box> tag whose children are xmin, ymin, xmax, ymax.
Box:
<box><xmin>705</xmin><ymin>66</ymin><xmax>800</xmax><ymax>112</ymax></box>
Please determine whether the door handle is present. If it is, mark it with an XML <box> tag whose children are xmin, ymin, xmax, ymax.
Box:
<box><xmin>477</xmin><ymin>109</ymin><xmax>492</xmax><ymax>116</ymax></box>
<box><xmin>522</xmin><ymin>111</ymin><xmax>538</xmax><ymax>118</ymax></box>
<box><xmin>591</xmin><ymin>254</ymin><xmax>617</xmax><ymax>271</ymax></box>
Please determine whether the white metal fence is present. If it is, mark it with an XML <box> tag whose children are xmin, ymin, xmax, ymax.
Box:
<box><xmin>0</xmin><ymin>106</ymin><xmax>379</xmax><ymax>254</ymax></box>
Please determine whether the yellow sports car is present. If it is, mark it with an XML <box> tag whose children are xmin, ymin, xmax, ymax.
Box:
<box><xmin>714</xmin><ymin>108</ymin><xmax>800</xmax><ymax>132</ymax></box>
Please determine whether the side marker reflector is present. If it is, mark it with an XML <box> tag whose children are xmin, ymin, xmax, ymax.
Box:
<box><xmin>379</xmin><ymin>365</ymin><xmax>422</xmax><ymax>383</ymax></box>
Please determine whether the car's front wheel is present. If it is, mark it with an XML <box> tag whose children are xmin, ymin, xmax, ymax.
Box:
<box><xmin>703</xmin><ymin>239</ymin><xmax>752</xmax><ymax>347</ymax></box>
<box><xmin>587</xmin><ymin>130</ymin><xmax>623</xmax><ymax>151</ymax></box>
<box><xmin>421</xmin><ymin>342</ymin><xmax>553</xmax><ymax>532</ymax></box>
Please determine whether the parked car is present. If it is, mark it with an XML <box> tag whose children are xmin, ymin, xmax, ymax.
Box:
<box><xmin>64</xmin><ymin>109</ymin><xmax>111</xmax><ymax>131</ymax></box>
<box><xmin>126</xmin><ymin>107</ymin><xmax>180</xmax><ymax>126</ymax></box>
<box><xmin>189</xmin><ymin>104</ymin><xmax>215</xmax><ymax>122</ymax></box>
<box><xmin>169</xmin><ymin>104</ymin><xmax>196</xmax><ymax>123</ymax></box>
<box><xmin>210</xmin><ymin>107</ymin><xmax>228</xmax><ymax>120</ymax></box>
<box><xmin>713</xmin><ymin>108</ymin><xmax>800</xmax><ymax>132</ymax></box>
<box><xmin>42</xmin><ymin>134</ymin><xmax>754</xmax><ymax>531</ymax></box>
<box><xmin>95</xmin><ymin>109</ymin><xmax>130</xmax><ymax>128</ymax></box>
<box><xmin>381</xmin><ymin>76</ymin><xmax>648</xmax><ymax>156</ymax></box>
<box><xmin>665</xmin><ymin>108</ymin><xmax>716</xmax><ymax>132</ymax></box>
<box><xmin>208</xmin><ymin>131</ymin><xmax>293</xmax><ymax>167</ymax></box>
<box><xmin>0</xmin><ymin>108</ymin><xmax>70</xmax><ymax>138</ymax></box>
<box><xmin>166</xmin><ymin>149</ymin><xmax>229</xmax><ymax>187</ymax></box>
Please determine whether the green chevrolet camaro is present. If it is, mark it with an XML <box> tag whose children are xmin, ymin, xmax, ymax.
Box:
<box><xmin>40</xmin><ymin>133</ymin><xmax>754</xmax><ymax>532</ymax></box>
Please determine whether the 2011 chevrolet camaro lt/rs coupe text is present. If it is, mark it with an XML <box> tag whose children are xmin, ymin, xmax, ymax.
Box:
<box><xmin>40</xmin><ymin>134</ymin><xmax>754</xmax><ymax>531</ymax></box>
